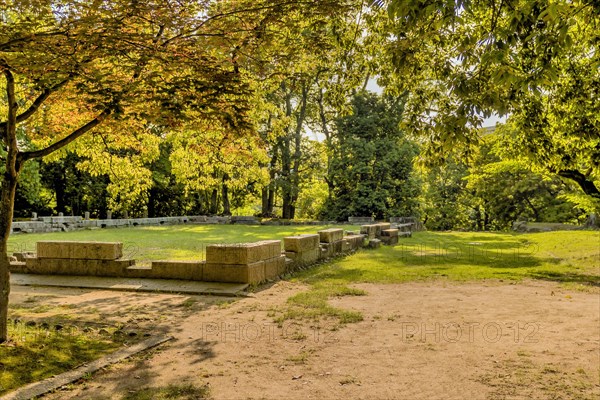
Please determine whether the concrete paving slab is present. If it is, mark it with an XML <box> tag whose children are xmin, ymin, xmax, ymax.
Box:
<box><xmin>10</xmin><ymin>273</ymin><xmax>249</xmax><ymax>297</ymax></box>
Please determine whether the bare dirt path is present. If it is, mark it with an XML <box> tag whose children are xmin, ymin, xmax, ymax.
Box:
<box><xmin>9</xmin><ymin>279</ymin><xmax>600</xmax><ymax>400</ymax></box>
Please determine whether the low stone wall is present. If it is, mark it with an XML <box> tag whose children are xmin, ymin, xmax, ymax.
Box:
<box><xmin>9</xmin><ymin>224</ymin><xmax>404</xmax><ymax>285</ymax></box>
<box><xmin>348</xmin><ymin>216</ymin><xmax>374</xmax><ymax>224</ymax></box>
<box><xmin>11</xmin><ymin>215</ymin><xmax>216</xmax><ymax>234</ymax></box>
<box><xmin>12</xmin><ymin>241</ymin><xmax>135</xmax><ymax>278</ymax></box>
<box><xmin>11</xmin><ymin>215</ymin><xmax>339</xmax><ymax>234</ymax></box>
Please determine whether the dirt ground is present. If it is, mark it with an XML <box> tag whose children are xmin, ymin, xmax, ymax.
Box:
<box><xmin>8</xmin><ymin>279</ymin><xmax>600</xmax><ymax>400</ymax></box>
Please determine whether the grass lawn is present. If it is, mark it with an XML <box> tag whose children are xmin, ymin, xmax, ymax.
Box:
<box><xmin>8</xmin><ymin>224</ymin><xmax>353</xmax><ymax>264</ymax></box>
<box><xmin>8</xmin><ymin>225</ymin><xmax>600</xmax><ymax>325</ymax></box>
<box><xmin>281</xmin><ymin>230</ymin><xmax>600</xmax><ymax>325</ymax></box>
<box><xmin>0</xmin><ymin>322</ymin><xmax>125</xmax><ymax>396</ymax></box>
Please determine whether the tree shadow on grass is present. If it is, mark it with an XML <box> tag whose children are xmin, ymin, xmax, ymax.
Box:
<box><xmin>527</xmin><ymin>271</ymin><xmax>600</xmax><ymax>287</ymax></box>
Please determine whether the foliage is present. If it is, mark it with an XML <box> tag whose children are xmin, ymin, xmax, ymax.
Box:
<box><xmin>420</xmin><ymin>133</ymin><xmax>585</xmax><ymax>231</ymax></box>
<box><xmin>419</xmin><ymin>157</ymin><xmax>470</xmax><ymax>230</ymax></box>
<box><xmin>381</xmin><ymin>0</ymin><xmax>600</xmax><ymax>202</ymax></box>
<box><xmin>323</xmin><ymin>92</ymin><xmax>420</xmax><ymax>221</ymax></box>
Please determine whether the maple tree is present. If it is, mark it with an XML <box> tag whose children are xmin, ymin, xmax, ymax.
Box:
<box><xmin>0</xmin><ymin>0</ymin><xmax>354</xmax><ymax>342</ymax></box>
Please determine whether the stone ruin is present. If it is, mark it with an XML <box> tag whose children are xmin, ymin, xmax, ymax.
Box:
<box><xmin>9</xmin><ymin>223</ymin><xmax>413</xmax><ymax>285</ymax></box>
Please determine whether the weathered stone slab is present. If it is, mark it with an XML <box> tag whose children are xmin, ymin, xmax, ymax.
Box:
<box><xmin>381</xmin><ymin>236</ymin><xmax>399</xmax><ymax>246</ymax></box>
<box><xmin>319</xmin><ymin>240</ymin><xmax>344</xmax><ymax>259</ymax></box>
<box><xmin>318</xmin><ymin>228</ymin><xmax>344</xmax><ymax>243</ymax></box>
<box><xmin>284</xmin><ymin>248</ymin><xmax>320</xmax><ymax>267</ymax></box>
<box><xmin>344</xmin><ymin>234</ymin><xmax>366</xmax><ymax>250</ymax></box>
<box><xmin>374</xmin><ymin>223</ymin><xmax>391</xmax><ymax>237</ymax></box>
<box><xmin>264</xmin><ymin>255</ymin><xmax>286</xmax><ymax>279</ymax></box>
<box><xmin>203</xmin><ymin>261</ymin><xmax>265</xmax><ymax>284</ymax></box>
<box><xmin>360</xmin><ymin>224</ymin><xmax>378</xmax><ymax>239</ymax></box>
<box><xmin>382</xmin><ymin>229</ymin><xmax>399</xmax><ymax>237</ymax></box>
<box><xmin>368</xmin><ymin>239</ymin><xmax>382</xmax><ymax>249</ymax></box>
<box><xmin>206</xmin><ymin>243</ymin><xmax>264</xmax><ymax>265</ymax></box>
<box><xmin>148</xmin><ymin>260</ymin><xmax>204</xmax><ymax>280</ymax></box>
<box><xmin>24</xmin><ymin>257</ymin><xmax>134</xmax><ymax>276</ymax></box>
<box><xmin>37</xmin><ymin>241</ymin><xmax>123</xmax><ymax>260</ymax></box>
<box><xmin>348</xmin><ymin>216</ymin><xmax>374</xmax><ymax>224</ymax></box>
<box><xmin>256</xmin><ymin>240</ymin><xmax>282</xmax><ymax>260</ymax></box>
<box><xmin>284</xmin><ymin>234</ymin><xmax>319</xmax><ymax>252</ymax></box>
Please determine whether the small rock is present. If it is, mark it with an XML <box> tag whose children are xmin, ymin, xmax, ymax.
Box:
<box><xmin>292</xmin><ymin>375</ymin><xmax>303</xmax><ymax>380</ymax></box>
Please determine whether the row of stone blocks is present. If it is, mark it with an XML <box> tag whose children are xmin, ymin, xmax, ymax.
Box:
<box><xmin>11</xmin><ymin>241</ymin><xmax>287</xmax><ymax>285</ymax></box>
<box><xmin>10</xmin><ymin>229</ymin><xmax>368</xmax><ymax>285</ymax></box>
<box><xmin>283</xmin><ymin>228</ymin><xmax>366</xmax><ymax>269</ymax></box>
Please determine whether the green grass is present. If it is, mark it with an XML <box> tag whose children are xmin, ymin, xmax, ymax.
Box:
<box><xmin>277</xmin><ymin>230</ymin><xmax>599</xmax><ymax>325</ymax></box>
<box><xmin>8</xmin><ymin>226</ymin><xmax>599</xmax><ymax>326</ymax></box>
<box><xmin>0</xmin><ymin>322</ymin><xmax>124</xmax><ymax>396</ymax></box>
<box><xmin>295</xmin><ymin>230</ymin><xmax>600</xmax><ymax>284</ymax></box>
<box><xmin>8</xmin><ymin>224</ymin><xmax>353</xmax><ymax>263</ymax></box>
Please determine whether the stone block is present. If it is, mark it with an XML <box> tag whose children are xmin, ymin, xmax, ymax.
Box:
<box><xmin>374</xmin><ymin>223</ymin><xmax>391</xmax><ymax>237</ymax></box>
<box><xmin>256</xmin><ymin>240</ymin><xmax>282</xmax><ymax>260</ymax></box>
<box><xmin>264</xmin><ymin>255</ymin><xmax>286</xmax><ymax>279</ymax></box>
<box><xmin>149</xmin><ymin>260</ymin><xmax>204</xmax><ymax>280</ymax></box>
<box><xmin>124</xmin><ymin>266</ymin><xmax>153</xmax><ymax>279</ymax></box>
<box><xmin>368</xmin><ymin>239</ymin><xmax>382</xmax><ymax>249</ymax></box>
<box><xmin>24</xmin><ymin>257</ymin><xmax>133</xmax><ymax>276</ymax></box>
<box><xmin>203</xmin><ymin>261</ymin><xmax>265</xmax><ymax>284</ymax></box>
<box><xmin>318</xmin><ymin>228</ymin><xmax>344</xmax><ymax>243</ymax></box>
<box><xmin>381</xmin><ymin>236</ymin><xmax>399</xmax><ymax>246</ymax></box>
<box><xmin>206</xmin><ymin>243</ymin><xmax>264</xmax><ymax>265</ymax></box>
<box><xmin>348</xmin><ymin>216</ymin><xmax>374</xmax><ymax>224</ymax></box>
<box><xmin>12</xmin><ymin>252</ymin><xmax>36</xmax><ymax>262</ymax></box>
<box><xmin>37</xmin><ymin>241</ymin><xmax>123</xmax><ymax>260</ymax></box>
<box><xmin>284</xmin><ymin>248</ymin><xmax>320</xmax><ymax>267</ymax></box>
<box><xmin>283</xmin><ymin>234</ymin><xmax>319</xmax><ymax>252</ymax></box>
<box><xmin>344</xmin><ymin>234</ymin><xmax>366</xmax><ymax>250</ymax></box>
<box><xmin>360</xmin><ymin>224</ymin><xmax>378</xmax><ymax>239</ymax></box>
<box><xmin>8</xmin><ymin>261</ymin><xmax>28</xmax><ymax>273</ymax></box>
<box><xmin>382</xmin><ymin>229</ymin><xmax>399</xmax><ymax>237</ymax></box>
<box><xmin>319</xmin><ymin>243</ymin><xmax>334</xmax><ymax>259</ymax></box>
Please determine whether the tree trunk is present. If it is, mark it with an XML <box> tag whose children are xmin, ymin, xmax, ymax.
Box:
<box><xmin>221</xmin><ymin>177</ymin><xmax>231</xmax><ymax>216</ymax></box>
<box><xmin>0</xmin><ymin>67</ymin><xmax>20</xmax><ymax>343</ymax></box>
<box><xmin>209</xmin><ymin>189</ymin><xmax>218</xmax><ymax>215</ymax></box>
<box><xmin>0</xmin><ymin>173</ymin><xmax>18</xmax><ymax>343</ymax></box>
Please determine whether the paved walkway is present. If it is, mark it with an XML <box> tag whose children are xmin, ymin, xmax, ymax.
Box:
<box><xmin>10</xmin><ymin>273</ymin><xmax>249</xmax><ymax>297</ymax></box>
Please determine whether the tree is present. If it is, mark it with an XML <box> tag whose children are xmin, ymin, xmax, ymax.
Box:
<box><xmin>380</xmin><ymin>0</ymin><xmax>599</xmax><ymax>202</ymax></box>
<box><xmin>419</xmin><ymin>156</ymin><xmax>469</xmax><ymax>230</ymax></box>
<box><xmin>324</xmin><ymin>92</ymin><xmax>420</xmax><ymax>221</ymax></box>
<box><xmin>0</xmin><ymin>0</ymin><xmax>355</xmax><ymax>342</ymax></box>
<box><xmin>254</xmin><ymin>3</ymin><xmax>376</xmax><ymax>218</ymax></box>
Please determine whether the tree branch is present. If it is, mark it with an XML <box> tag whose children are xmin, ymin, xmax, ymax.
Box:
<box><xmin>18</xmin><ymin>109</ymin><xmax>112</xmax><ymax>162</ymax></box>
<box><xmin>0</xmin><ymin>77</ymin><xmax>71</xmax><ymax>137</ymax></box>
<box><xmin>556</xmin><ymin>169</ymin><xmax>600</xmax><ymax>197</ymax></box>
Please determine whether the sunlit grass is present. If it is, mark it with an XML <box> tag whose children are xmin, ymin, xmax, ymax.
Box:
<box><xmin>8</xmin><ymin>224</ymin><xmax>353</xmax><ymax>262</ymax></box>
<box><xmin>277</xmin><ymin>230</ymin><xmax>599</xmax><ymax>325</ymax></box>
